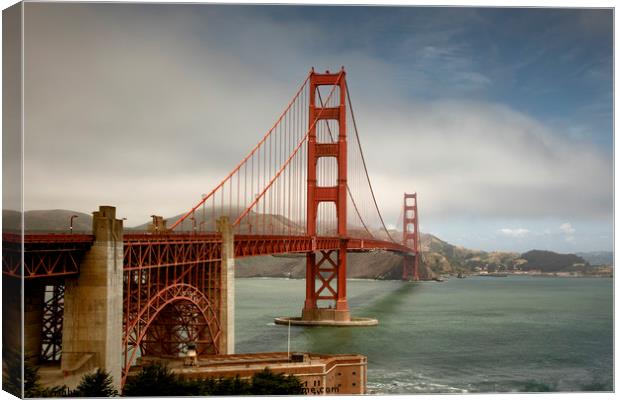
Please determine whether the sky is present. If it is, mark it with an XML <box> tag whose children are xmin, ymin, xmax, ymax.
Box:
<box><xmin>16</xmin><ymin>3</ymin><xmax>613</xmax><ymax>253</ymax></box>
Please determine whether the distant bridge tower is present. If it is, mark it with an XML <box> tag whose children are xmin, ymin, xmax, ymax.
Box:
<box><xmin>402</xmin><ymin>193</ymin><xmax>420</xmax><ymax>281</ymax></box>
<box><xmin>302</xmin><ymin>68</ymin><xmax>350</xmax><ymax>322</ymax></box>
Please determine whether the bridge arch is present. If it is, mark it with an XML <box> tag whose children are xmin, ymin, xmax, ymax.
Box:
<box><xmin>122</xmin><ymin>283</ymin><xmax>220</xmax><ymax>386</ymax></box>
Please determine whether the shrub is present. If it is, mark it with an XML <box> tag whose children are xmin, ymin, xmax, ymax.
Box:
<box><xmin>123</xmin><ymin>363</ymin><xmax>190</xmax><ymax>396</ymax></box>
<box><xmin>250</xmin><ymin>368</ymin><xmax>304</xmax><ymax>395</ymax></box>
<box><xmin>21</xmin><ymin>359</ymin><xmax>68</xmax><ymax>398</ymax></box>
<box><xmin>70</xmin><ymin>369</ymin><xmax>118</xmax><ymax>397</ymax></box>
<box><xmin>123</xmin><ymin>364</ymin><xmax>304</xmax><ymax>396</ymax></box>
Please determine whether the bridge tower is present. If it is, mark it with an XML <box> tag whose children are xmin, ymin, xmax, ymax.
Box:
<box><xmin>302</xmin><ymin>68</ymin><xmax>350</xmax><ymax>322</ymax></box>
<box><xmin>402</xmin><ymin>193</ymin><xmax>420</xmax><ymax>281</ymax></box>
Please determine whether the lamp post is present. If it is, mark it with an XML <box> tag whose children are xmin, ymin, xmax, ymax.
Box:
<box><xmin>69</xmin><ymin>215</ymin><xmax>79</xmax><ymax>234</ymax></box>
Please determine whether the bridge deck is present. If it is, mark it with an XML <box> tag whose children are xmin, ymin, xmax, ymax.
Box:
<box><xmin>3</xmin><ymin>233</ymin><xmax>413</xmax><ymax>279</ymax></box>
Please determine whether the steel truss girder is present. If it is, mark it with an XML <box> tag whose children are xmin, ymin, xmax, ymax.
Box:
<box><xmin>122</xmin><ymin>246</ymin><xmax>222</xmax><ymax>388</ymax></box>
<box><xmin>315</xmin><ymin>250</ymin><xmax>338</xmax><ymax>300</ymax></box>
<box><xmin>2</xmin><ymin>233</ymin><xmax>413</xmax><ymax>279</ymax></box>
<box><xmin>5</xmin><ymin>230</ymin><xmax>415</xmax><ymax>387</ymax></box>
<box><xmin>40</xmin><ymin>285</ymin><xmax>65</xmax><ymax>361</ymax></box>
<box><xmin>123</xmin><ymin>234</ymin><xmax>222</xmax><ymax>270</ymax></box>
<box><xmin>2</xmin><ymin>234</ymin><xmax>92</xmax><ymax>278</ymax></box>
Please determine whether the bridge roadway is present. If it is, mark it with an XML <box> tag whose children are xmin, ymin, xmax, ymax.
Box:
<box><xmin>3</xmin><ymin>232</ymin><xmax>413</xmax><ymax>279</ymax></box>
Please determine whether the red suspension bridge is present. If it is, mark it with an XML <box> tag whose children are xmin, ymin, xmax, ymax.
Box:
<box><xmin>2</xmin><ymin>68</ymin><xmax>421</xmax><ymax>388</ymax></box>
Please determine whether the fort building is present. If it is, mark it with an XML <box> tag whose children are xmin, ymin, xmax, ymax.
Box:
<box><xmin>130</xmin><ymin>352</ymin><xmax>367</xmax><ymax>395</ymax></box>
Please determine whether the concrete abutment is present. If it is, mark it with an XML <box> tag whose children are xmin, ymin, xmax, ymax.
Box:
<box><xmin>61</xmin><ymin>206</ymin><xmax>123</xmax><ymax>391</ymax></box>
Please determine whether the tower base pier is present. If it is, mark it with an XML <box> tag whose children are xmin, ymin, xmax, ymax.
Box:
<box><xmin>301</xmin><ymin>307</ymin><xmax>351</xmax><ymax>322</ymax></box>
<box><xmin>274</xmin><ymin>316</ymin><xmax>377</xmax><ymax>327</ymax></box>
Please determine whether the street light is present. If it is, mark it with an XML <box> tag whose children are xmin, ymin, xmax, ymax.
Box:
<box><xmin>69</xmin><ymin>215</ymin><xmax>79</xmax><ymax>234</ymax></box>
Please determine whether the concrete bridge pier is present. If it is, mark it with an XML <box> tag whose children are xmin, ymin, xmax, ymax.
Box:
<box><xmin>61</xmin><ymin>206</ymin><xmax>123</xmax><ymax>390</ymax></box>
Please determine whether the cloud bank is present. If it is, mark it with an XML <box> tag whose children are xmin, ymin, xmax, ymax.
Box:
<box><xmin>20</xmin><ymin>4</ymin><xmax>612</xmax><ymax>252</ymax></box>
<box><xmin>498</xmin><ymin>228</ymin><xmax>530</xmax><ymax>238</ymax></box>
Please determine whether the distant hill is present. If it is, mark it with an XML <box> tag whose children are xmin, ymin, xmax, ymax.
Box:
<box><xmin>519</xmin><ymin>250</ymin><xmax>587</xmax><ymax>272</ymax></box>
<box><xmin>419</xmin><ymin>232</ymin><xmax>519</xmax><ymax>276</ymax></box>
<box><xmin>236</xmin><ymin>251</ymin><xmax>405</xmax><ymax>280</ymax></box>
<box><xmin>131</xmin><ymin>207</ymin><xmax>304</xmax><ymax>234</ymax></box>
<box><xmin>576</xmin><ymin>251</ymin><xmax>613</xmax><ymax>266</ymax></box>
<box><xmin>3</xmin><ymin>209</ymin><xmax>93</xmax><ymax>233</ymax></box>
<box><xmin>5</xmin><ymin>208</ymin><xmax>608</xmax><ymax>280</ymax></box>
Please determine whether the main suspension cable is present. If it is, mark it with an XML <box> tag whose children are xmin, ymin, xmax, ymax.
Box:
<box><xmin>345</xmin><ymin>82</ymin><xmax>396</xmax><ymax>243</ymax></box>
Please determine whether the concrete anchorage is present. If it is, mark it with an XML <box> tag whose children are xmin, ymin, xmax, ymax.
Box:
<box><xmin>60</xmin><ymin>206</ymin><xmax>123</xmax><ymax>391</ymax></box>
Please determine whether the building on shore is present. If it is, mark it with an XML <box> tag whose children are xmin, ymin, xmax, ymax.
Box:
<box><xmin>130</xmin><ymin>352</ymin><xmax>367</xmax><ymax>395</ymax></box>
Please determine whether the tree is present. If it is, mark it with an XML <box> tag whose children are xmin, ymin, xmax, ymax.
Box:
<box><xmin>71</xmin><ymin>369</ymin><xmax>118</xmax><ymax>397</ymax></box>
<box><xmin>3</xmin><ymin>349</ymin><xmax>23</xmax><ymax>398</ymax></box>
<box><xmin>123</xmin><ymin>364</ymin><xmax>304</xmax><ymax>396</ymax></box>
<box><xmin>250</xmin><ymin>368</ymin><xmax>304</xmax><ymax>395</ymax></box>
<box><xmin>208</xmin><ymin>376</ymin><xmax>251</xmax><ymax>395</ymax></box>
<box><xmin>23</xmin><ymin>360</ymin><xmax>41</xmax><ymax>398</ymax></box>
<box><xmin>22</xmin><ymin>359</ymin><xmax>67</xmax><ymax>398</ymax></box>
<box><xmin>123</xmin><ymin>363</ymin><xmax>189</xmax><ymax>396</ymax></box>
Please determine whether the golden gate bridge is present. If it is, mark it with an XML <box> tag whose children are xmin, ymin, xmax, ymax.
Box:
<box><xmin>2</xmin><ymin>68</ymin><xmax>421</xmax><ymax>388</ymax></box>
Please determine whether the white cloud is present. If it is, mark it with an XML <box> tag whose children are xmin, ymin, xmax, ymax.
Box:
<box><xmin>19</xmin><ymin>4</ymin><xmax>613</xmax><ymax>233</ymax></box>
<box><xmin>498</xmin><ymin>228</ymin><xmax>530</xmax><ymax>238</ymax></box>
<box><xmin>559</xmin><ymin>222</ymin><xmax>576</xmax><ymax>234</ymax></box>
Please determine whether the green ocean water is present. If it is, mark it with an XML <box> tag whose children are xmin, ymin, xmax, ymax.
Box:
<box><xmin>235</xmin><ymin>276</ymin><xmax>613</xmax><ymax>393</ymax></box>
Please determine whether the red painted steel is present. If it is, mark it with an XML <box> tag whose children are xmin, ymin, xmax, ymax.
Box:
<box><xmin>402</xmin><ymin>193</ymin><xmax>421</xmax><ymax>281</ymax></box>
<box><xmin>304</xmin><ymin>69</ymin><xmax>349</xmax><ymax>313</ymax></box>
<box><xmin>169</xmin><ymin>72</ymin><xmax>313</xmax><ymax>231</ymax></box>
<box><xmin>2</xmin><ymin>234</ymin><xmax>93</xmax><ymax>278</ymax></box>
<box><xmin>4</xmin><ymin>70</ymin><xmax>423</xmax><ymax>387</ymax></box>
<box><xmin>122</xmin><ymin>234</ymin><xmax>223</xmax><ymax>386</ymax></box>
<box><xmin>3</xmin><ymin>233</ymin><xmax>412</xmax><ymax>279</ymax></box>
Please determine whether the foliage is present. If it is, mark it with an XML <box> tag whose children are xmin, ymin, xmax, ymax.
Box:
<box><xmin>520</xmin><ymin>250</ymin><xmax>587</xmax><ymax>272</ymax></box>
<box><xmin>123</xmin><ymin>363</ymin><xmax>187</xmax><ymax>396</ymax></box>
<box><xmin>70</xmin><ymin>369</ymin><xmax>118</xmax><ymax>397</ymax></box>
<box><xmin>123</xmin><ymin>364</ymin><xmax>303</xmax><ymax>396</ymax></box>
<box><xmin>24</xmin><ymin>359</ymin><xmax>41</xmax><ymax>397</ymax></box>
<box><xmin>22</xmin><ymin>359</ymin><xmax>68</xmax><ymax>398</ymax></box>
<box><xmin>250</xmin><ymin>368</ymin><xmax>304</xmax><ymax>395</ymax></box>
<box><xmin>205</xmin><ymin>375</ymin><xmax>251</xmax><ymax>395</ymax></box>
<box><xmin>3</xmin><ymin>349</ymin><xmax>22</xmax><ymax>397</ymax></box>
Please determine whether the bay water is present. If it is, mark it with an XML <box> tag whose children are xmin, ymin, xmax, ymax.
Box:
<box><xmin>235</xmin><ymin>276</ymin><xmax>613</xmax><ymax>393</ymax></box>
